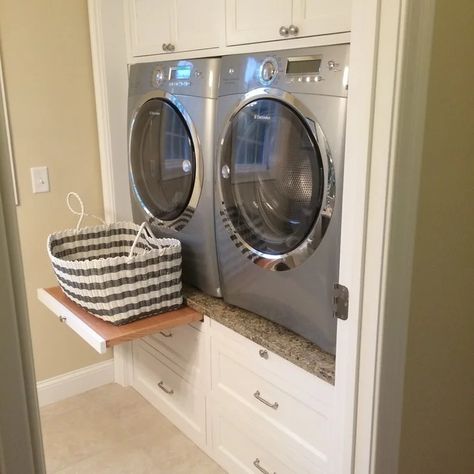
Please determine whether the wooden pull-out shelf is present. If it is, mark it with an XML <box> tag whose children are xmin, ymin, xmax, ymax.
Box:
<box><xmin>37</xmin><ymin>287</ymin><xmax>203</xmax><ymax>354</ymax></box>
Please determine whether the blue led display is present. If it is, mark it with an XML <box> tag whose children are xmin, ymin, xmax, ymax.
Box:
<box><xmin>174</xmin><ymin>66</ymin><xmax>191</xmax><ymax>80</ymax></box>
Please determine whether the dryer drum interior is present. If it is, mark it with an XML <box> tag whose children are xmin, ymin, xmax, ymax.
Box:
<box><xmin>130</xmin><ymin>97</ymin><xmax>196</xmax><ymax>222</ymax></box>
<box><xmin>220</xmin><ymin>97</ymin><xmax>328</xmax><ymax>261</ymax></box>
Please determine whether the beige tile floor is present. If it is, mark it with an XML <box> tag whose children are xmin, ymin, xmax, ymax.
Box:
<box><xmin>40</xmin><ymin>383</ymin><xmax>225</xmax><ymax>473</ymax></box>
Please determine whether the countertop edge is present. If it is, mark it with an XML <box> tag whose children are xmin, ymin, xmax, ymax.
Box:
<box><xmin>183</xmin><ymin>287</ymin><xmax>335</xmax><ymax>385</ymax></box>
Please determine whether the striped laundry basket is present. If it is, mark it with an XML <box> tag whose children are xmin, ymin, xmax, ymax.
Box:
<box><xmin>47</xmin><ymin>220</ymin><xmax>183</xmax><ymax>325</ymax></box>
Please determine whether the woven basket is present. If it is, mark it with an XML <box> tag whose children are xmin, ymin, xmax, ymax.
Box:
<box><xmin>47</xmin><ymin>221</ymin><xmax>183</xmax><ymax>325</ymax></box>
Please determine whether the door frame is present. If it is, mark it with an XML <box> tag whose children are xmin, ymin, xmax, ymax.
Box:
<box><xmin>87</xmin><ymin>1</ymin><xmax>436</xmax><ymax>472</ymax></box>
<box><xmin>344</xmin><ymin>1</ymin><xmax>435</xmax><ymax>473</ymax></box>
<box><xmin>0</xmin><ymin>50</ymin><xmax>46</xmax><ymax>474</ymax></box>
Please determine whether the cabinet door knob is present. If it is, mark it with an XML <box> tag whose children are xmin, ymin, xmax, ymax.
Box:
<box><xmin>58</xmin><ymin>315</ymin><xmax>67</xmax><ymax>323</ymax></box>
<box><xmin>162</xmin><ymin>43</ymin><xmax>168</xmax><ymax>51</ymax></box>
<box><xmin>288</xmin><ymin>24</ymin><xmax>299</xmax><ymax>36</ymax></box>
<box><xmin>167</xmin><ymin>43</ymin><xmax>175</xmax><ymax>52</ymax></box>
<box><xmin>259</xmin><ymin>349</ymin><xmax>269</xmax><ymax>359</ymax></box>
<box><xmin>279</xmin><ymin>25</ymin><xmax>289</xmax><ymax>37</ymax></box>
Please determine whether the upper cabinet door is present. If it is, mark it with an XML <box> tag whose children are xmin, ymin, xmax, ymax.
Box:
<box><xmin>128</xmin><ymin>0</ymin><xmax>174</xmax><ymax>56</ymax></box>
<box><xmin>225</xmin><ymin>0</ymin><xmax>351</xmax><ymax>46</ymax></box>
<box><xmin>225</xmin><ymin>0</ymin><xmax>295</xmax><ymax>46</ymax></box>
<box><xmin>292</xmin><ymin>0</ymin><xmax>351</xmax><ymax>37</ymax></box>
<box><xmin>174</xmin><ymin>0</ymin><xmax>223</xmax><ymax>52</ymax></box>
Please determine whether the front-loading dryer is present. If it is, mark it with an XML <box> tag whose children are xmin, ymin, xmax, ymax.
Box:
<box><xmin>215</xmin><ymin>45</ymin><xmax>349</xmax><ymax>353</ymax></box>
<box><xmin>128</xmin><ymin>58</ymin><xmax>221</xmax><ymax>297</ymax></box>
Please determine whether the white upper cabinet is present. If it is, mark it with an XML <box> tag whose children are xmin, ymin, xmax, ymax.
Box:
<box><xmin>126</xmin><ymin>0</ymin><xmax>351</xmax><ymax>57</ymax></box>
<box><xmin>226</xmin><ymin>0</ymin><xmax>351</xmax><ymax>46</ymax></box>
<box><xmin>127</xmin><ymin>0</ymin><xmax>223</xmax><ymax>57</ymax></box>
<box><xmin>174</xmin><ymin>0</ymin><xmax>223</xmax><ymax>52</ymax></box>
<box><xmin>293</xmin><ymin>0</ymin><xmax>352</xmax><ymax>37</ymax></box>
<box><xmin>225</xmin><ymin>0</ymin><xmax>294</xmax><ymax>45</ymax></box>
<box><xmin>128</xmin><ymin>0</ymin><xmax>174</xmax><ymax>56</ymax></box>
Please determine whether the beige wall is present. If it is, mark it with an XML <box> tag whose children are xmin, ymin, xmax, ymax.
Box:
<box><xmin>0</xmin><ymin>0</ymin><xmax>111</xmax><ymax>381</ymax></box>
<box><xmin>399</xmin><ymin>1</ymin><xmax>474</xmax><ymax>473</ymax></box>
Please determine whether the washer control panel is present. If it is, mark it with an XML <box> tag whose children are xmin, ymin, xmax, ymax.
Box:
<box><xmin>129</xmin><ymin>57</ymin><xmax>220</xmax><ymax>100</ymax></box>
<box><xmin>151</xmin><ymin>63</ymin><xmax>196</xmax><ymax>88</ymax></box>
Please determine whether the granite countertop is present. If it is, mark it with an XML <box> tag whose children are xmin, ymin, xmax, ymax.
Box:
<box><xmin>183</xmin><ymin>285</ymin><xmax>335</xmax><ymax>385</ymax></box>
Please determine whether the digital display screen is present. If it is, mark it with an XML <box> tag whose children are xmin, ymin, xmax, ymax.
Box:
<box><xmin>169</xmin><ymin>66</ymin><xmax>192</xmax><ymax>80</ymax></box>
<box><xmin>286</xmin><ymin>58</ymin><xmax>321</xmax><ymax>75</ymax></box>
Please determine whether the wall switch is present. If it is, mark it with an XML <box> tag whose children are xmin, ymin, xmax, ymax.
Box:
<box><xmin>30</xmin><ymin>166</ymin><xmax>50</xmax><ymax>193</ymax></box>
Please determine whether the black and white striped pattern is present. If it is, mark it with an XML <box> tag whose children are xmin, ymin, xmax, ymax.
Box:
<box><xmin>47</xmin><ymin>222</ymin><xmax>183</xmax><ymax>325</ymax></box>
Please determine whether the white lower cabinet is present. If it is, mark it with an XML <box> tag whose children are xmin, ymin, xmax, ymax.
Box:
<box><xmin>208</xmin><ymin>398</ymin><xmax>323</xmax><ymax>474</ymax></box>
<box><xmin>132</xmin><ymin>340</ymin><xmax>208</xmax><ymax>448</ymax></box>
<box><xmin>131</xmin><ymin>317</ymin><xmax>333</xmax><ymax>473</ymax></box>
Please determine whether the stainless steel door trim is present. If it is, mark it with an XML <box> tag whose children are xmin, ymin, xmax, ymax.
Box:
<box><xmin>217</xmin><ymin>88</ymin><xmax>336</xmax><ymax>271</ymax></box>
<box><xmin>128</xmin><ymin>90</ymin><xmax>203</xmax><ymax>230</ymax></box>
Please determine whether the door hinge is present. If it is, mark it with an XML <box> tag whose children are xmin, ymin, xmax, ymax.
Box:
<box><xmin>333</xmin><ymin>283</ymin><xmax>349</xmax><ymax>320</ymax></box>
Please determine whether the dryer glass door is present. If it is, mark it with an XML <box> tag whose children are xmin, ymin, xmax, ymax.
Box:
<box><xmin>220</xmin><ymin>98</ymin><xmax>324</xmax><ymax>256</ymax></box>
<box><xmin>130</xmin><ymin>98</ymin><xmax>195</xmax><ymax>221</ymax></box>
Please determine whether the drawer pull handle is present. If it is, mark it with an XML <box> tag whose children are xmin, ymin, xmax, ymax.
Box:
<box><xmin>157</xmin><ymin>381</ymin><xmax>174</xmax><ymax>395</ymax></box>
<box><xmin>253</xmin><ymin>458</ymin><xmax>275</xmax><ymax>474</ymax></box>
<box><xmin>253</xmin><ymin>391</ymin><xmax>279</xmax><ymax>410</ymax></box>
<box><xmin>159</xmin><ymin>331</ymin><xmax>173</xmax><ymax>338</ymax></box>
<box><xmin>259</xmin><ymin>349</ymin><xmax>268</xmax><ymax>359</ymax></box>
<box><xmin>58</xmin><ymin>316</ymin><xmax>67</xmax><ymax>323</ymax></box>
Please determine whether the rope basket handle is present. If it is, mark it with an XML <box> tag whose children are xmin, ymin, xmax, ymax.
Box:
<box><xmin>128</xmin><ymin>222</ymin><xmax>158</xmax><ymax>258</ymax></box>
<box><xmin>66</xmin><ymin>192</ymin><xmax>106</xmax><ymax>232</ymax></box>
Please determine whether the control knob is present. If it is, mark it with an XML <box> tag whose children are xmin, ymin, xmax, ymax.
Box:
<box><xmin>152</xmin><ymin>68</ymin><xmax>164</xmax><ymax>87</ymax></box>
<box><xmin>259</xmin><ymin>58</ymin><xmax>278</xmax><ymax>85</ymax></box>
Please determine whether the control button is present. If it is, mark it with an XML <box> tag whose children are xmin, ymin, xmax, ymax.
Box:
<box><xmin>228</xmin><ymin>67</ymin><xmax>235</xmax><ymax>75</ymax></box>
<box><xmin>305</xmin><ymin>76</ymin><xmax>311</xmax><ymax>83</ymax></box>
<box><xmin>328</xmin><ymin>60</ymin><xmax>339</xmax><ymax>71</ymax></box>
<box><xmin>194</xmin><ymin>70</ymin><xmax>202</xmax><ymax>78</ymax></box>
<box><xmin>297</xmin><ymin>77</ymin><xmax>303</xmax><ymax>82</ymax></box>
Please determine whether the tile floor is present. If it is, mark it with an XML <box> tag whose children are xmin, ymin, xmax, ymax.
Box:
<box><xmin>40</xmin><ymin>383</ymin><xmax>225</xmax><ymax>473</ymax></box>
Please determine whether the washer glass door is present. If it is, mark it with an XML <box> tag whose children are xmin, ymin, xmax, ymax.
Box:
<box><xmin>130</xmin><ymin>98</ymin><xmax>195</xmax><ymax>221</ymax></box>
<box><xmin>220</xmin><ymin>98</ymin><xmax>324</xmax><ymax>261</ymax></box>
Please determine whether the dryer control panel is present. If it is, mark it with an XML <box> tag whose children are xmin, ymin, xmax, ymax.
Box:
<box><xmin>220</xmin><ymin>44</ymin><xmax>349</xmax><ymax>98</ymax></box>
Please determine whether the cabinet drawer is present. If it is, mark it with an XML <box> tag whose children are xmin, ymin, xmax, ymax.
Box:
<box><xmin>132</xmin><ymin>342</ymin><xmax>206</xmax><ymax>447</ymax></box>
<box><xmin>142</xmin><ymin>321</ymin><xmax>209</xmax><ymax>388</ymax></box>
<box><xmin>209</xmin><ymin>399</ymin><xmax>325</xmax><ymax>474</ymax></box>
<box><xmin>210</xmin><ymin>325</ymin><xmax>333</xmax><ymax>458</ymax></box>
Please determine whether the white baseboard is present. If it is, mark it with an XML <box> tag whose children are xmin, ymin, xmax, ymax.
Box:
<box><xmin>37</xmin><ymin>360</ymin><xmax>114</xmax><ymax>407</ymax></box>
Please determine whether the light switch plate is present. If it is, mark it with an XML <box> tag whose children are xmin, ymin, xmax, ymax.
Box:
<box><xmin>30</xmin><ymin>166</ymin><xmax>50</xmax><ymax>193</ymax></box>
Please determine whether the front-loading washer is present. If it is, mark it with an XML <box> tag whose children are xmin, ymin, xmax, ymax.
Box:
<box><xmin>215</xmin><ymin>45</ymin><xmax>349</xmax><ymax>353</ymax></box>
<box><xmin>128</xmin><ymin>58</ymin><xmax>221</xmax><ymax>297</ymax></box>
